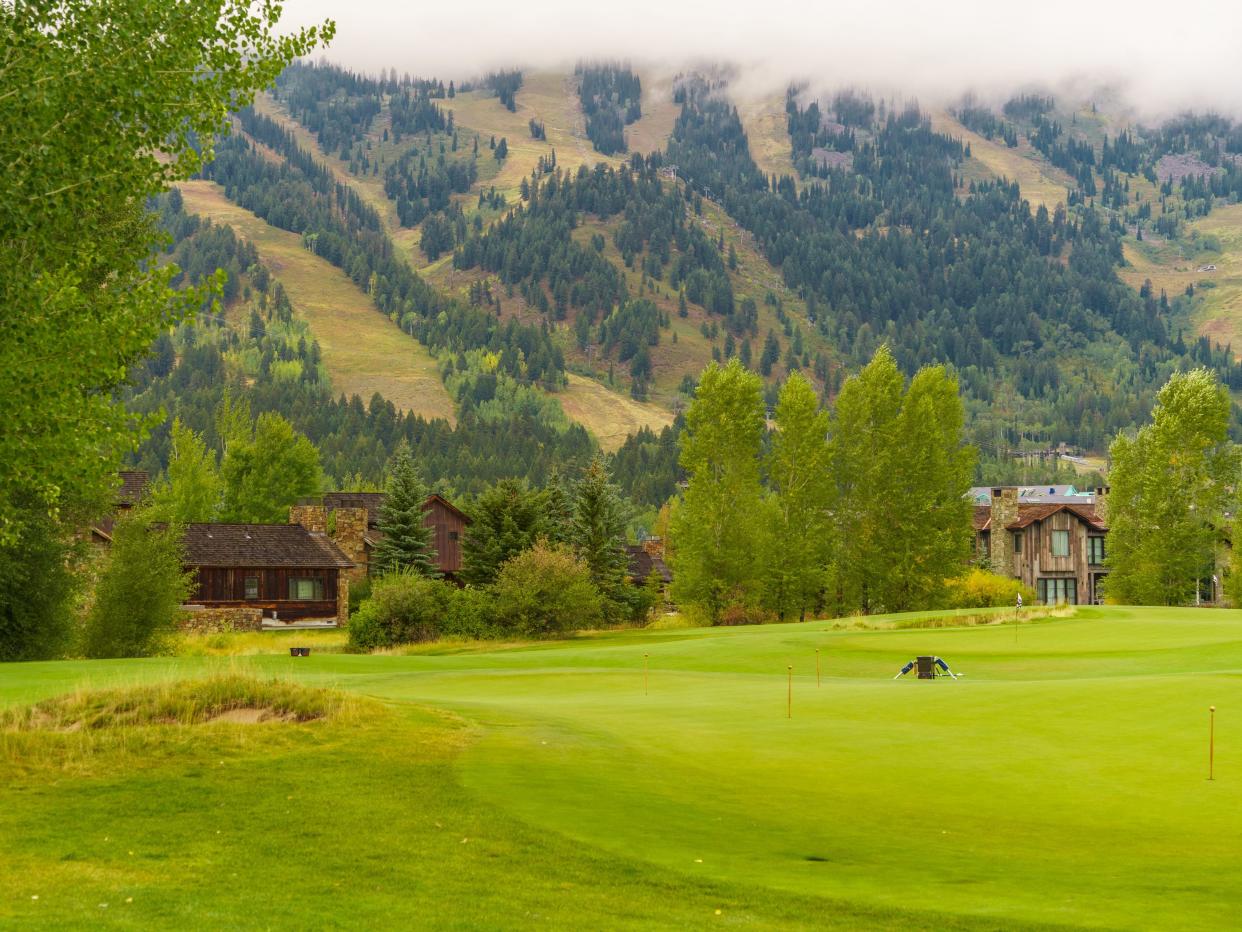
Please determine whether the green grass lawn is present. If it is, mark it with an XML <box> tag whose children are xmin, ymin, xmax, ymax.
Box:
<box><xmin>4</xmin><ymin>606</ymin><xmax>1241</xmax><ymax>928</ymax></box>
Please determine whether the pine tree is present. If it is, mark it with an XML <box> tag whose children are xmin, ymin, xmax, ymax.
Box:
<box><xmin>373</xmin><ymin>443</ymin><xmax>438</xmax><ymax>577</ymax></box>
<box><xmin>461</xmin><ymin>479</ymin><xmax>547</xmax><ymax>586</ymax></box>
<box><xmin>543</xmin><ymin>467</ymin><xmax>575</xmax><ymax>546</ymax></box>
<box><xmin>571</xmin><ymin>456</ymin><xmax>632</xmax><ymax>618</ymax></box>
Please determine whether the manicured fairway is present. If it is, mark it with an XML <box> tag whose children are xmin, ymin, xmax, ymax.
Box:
<box><xmin>3</xmin><ymin>607</ymin><xmax>1241</xmax><ymax>929</ymax></box>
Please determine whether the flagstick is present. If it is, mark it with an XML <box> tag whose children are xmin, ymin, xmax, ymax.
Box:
<box><xmin>1209</xmin><ymin>705</ymin><xmax>1216</xmax><ymax>781</ymax></box>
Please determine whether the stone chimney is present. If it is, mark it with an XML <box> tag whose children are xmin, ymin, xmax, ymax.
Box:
<box><xmin>642</xmin><ymin>536</ymin><xmax>665</xmax><ymax>557</ymax></box>
<box><xmin>989</xmin><ymin>487</ymin><xmax>1020</xmax><ymax>572</ymax></box>
<box><xmin>331</xmin><ymin>507</ymin><xmax>370</xmax><ymax>582</ymax></box>
<box><xmin>289</xmin><ymin>502</ymin><xmax>327</xmax><ymax>535</ymax></box>
<box><xmin>1093</xmin><ymin>486</ymin><xmax>1110</xmax><ymax>526</ymax></box>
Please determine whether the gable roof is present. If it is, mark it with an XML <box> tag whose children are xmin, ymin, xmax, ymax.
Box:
<box><xmin>1005</xmin><ymin>503</ymin><xmax>1106</xmax><ymax>532</ymax></box>
<box><xmin>426</xmin><ymin>493</ymin><xmax>471</xmax><ymax>525</ymax></box>
<box><xmin>118</xmin><ymin>470</ymin><xmax>150</xmax><ymax>506</ymax></box>
<box><xmin>626</xmin><ymin>545</ymin><xmax>672</xmax><ymax>585</ymax></box>
<box><xmin>972</xmin><ymin>505</ymin><xmax>992</xmax><ymax>532</ymax></box>
<box><xmin>322</xmin><ymin>491</ymin><xmax>472</xmax><ymax>530</ymax></box>
<box><xmin>183</xmin><ymin>524</ymin><xmax>353</xmax><ymax>569</ymax></box>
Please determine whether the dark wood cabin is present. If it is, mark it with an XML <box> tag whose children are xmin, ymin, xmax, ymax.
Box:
<box><xmin>626</xmin><ymin>544</ymin><xmax>672</xmax><ymax>587</ymax></box>
<box><xmin>321</xmin><ymin>491</ymin><xmax>471</xmax><ymax>579</ymax></box>
<box><xmin>183</xmin><ymin>523</ymin><xmax>353</xmax><ymax>622</ymax></box>
<box><xmin>90</xmin><ymin>470</ymin><xmax>150</xmax><ymax>543</ymax></box>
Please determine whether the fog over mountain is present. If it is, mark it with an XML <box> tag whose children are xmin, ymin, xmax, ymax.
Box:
<box><xmin>285</xmin><ymin>0</ymin><xmax>1242</xmax><ymax>118</ymax></box>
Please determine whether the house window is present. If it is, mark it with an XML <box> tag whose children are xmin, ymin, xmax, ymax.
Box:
<box><xmin>1038</xmin><ymin>577</ymin><xmax>1077</xmax><ymax>605</ymax></box>
<box><xmin>1012</xmin><ymin>532</ymin><xmax>1022</xmax><ymax>555</ymax></box>
<box><xmin>288</xmin><ymin>577</ymin><xmax>325</xmax><ymax>600</ymax></box>
<box><xmin>1088</xmin><ymin>537</ymin><xmax>1106</xmax><ymax>565</ymax></box>
<box><xmin>448</xmin><ymin>530</ymin><xmax>459</xmax><ymax>542</ymax></box>
<box><xmin>1051</xmin><ymin>530</ymin><xmax>1070</xmax><ymax>558</ymax></box>
<box><xmin>244</xmin><ymin>576</ymin><xmax>260</xmax><ymax>600</ymax></box>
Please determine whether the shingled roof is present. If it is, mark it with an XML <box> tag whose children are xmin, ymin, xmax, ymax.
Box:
<box><xmin>183</xmin><ymin>524</ymin><xmax>353</xmax><ymax>568</ymax></box>
<box><xmin>1005</xmin><ymin>503</ymin><xmax>1106</xmax><ymax>531</ymax></box>
<box><xmin>626</xmin><ymin>545</ymin><xmax>672</xmax><ymax>585</ymax></box>
<box><xmin>321</xmin><ymin>491</ymin><xmax>471</xmax><ymax>531</ymax></box>
<box><xmin>118</xmin><ymin>470</ymin><xmax>150</xmax><ymax>506</ymax></box>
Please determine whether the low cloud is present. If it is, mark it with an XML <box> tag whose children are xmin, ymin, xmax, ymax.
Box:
<box><xmin>285</xmin><ymin>0</ymin><xmax>1242</xmax><ymax>119</ymax></box>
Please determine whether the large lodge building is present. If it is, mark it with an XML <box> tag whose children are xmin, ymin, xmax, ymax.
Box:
<box><xmin>971</xmin><ymin>485</ymin><xmax>1109</xmax><ymax>605</ymax></box>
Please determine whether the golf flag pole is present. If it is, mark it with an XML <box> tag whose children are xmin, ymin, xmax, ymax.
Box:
<box><xmin>816</xmin><ymin>648</ymin><xmax>821</xmax><ymax>688</ymax></box>
<box><xmin>644</xmin><ymin>653</ymin><xmax>649</xmax><ymax>696</ymax></box>
<box><xmin>787</xmin><ymin>665</ymin><xmax>793</xmax><ymax>719</ymax></box>
<box><xmin>1209</xmin><ymin>705</ymin><xmax>1216</xmax><ymax>781</ymax></box>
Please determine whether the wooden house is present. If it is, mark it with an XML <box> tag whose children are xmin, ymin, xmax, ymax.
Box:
<box><xmin>295</xmin><ymin>492</ymin><xmax>471</xmax><ymax>581</ymax></box>
<box><xmin>973</xmin><ymin>487</ymin><xmax>1109</xmax><ymax>604</ymax></box>
<box><xmin>89</xmin><ymin>470</ymin><xmax>150</xmax><ymax>543</ymax></box>
<box><xmin>182</xmin><ymin>523</ymin><xmax>353</xmax><ymax>624</ymax></box>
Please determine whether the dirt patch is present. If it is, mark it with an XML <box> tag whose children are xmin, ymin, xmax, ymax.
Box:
<box><xmin>206</xmin><ymin>707</ymin><xmax>298</xmax><ymax>725</ymax></box>
<box><xmin>1155</xmin><ymin>153</ymin><xmax>1221</xmax><ymax>184</ymax></box>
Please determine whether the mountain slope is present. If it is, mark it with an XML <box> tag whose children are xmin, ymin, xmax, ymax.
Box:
<box><xmin>177</xmin><ymin>180</ymin><xmax>455</xmax><ymax>422</ymax></box>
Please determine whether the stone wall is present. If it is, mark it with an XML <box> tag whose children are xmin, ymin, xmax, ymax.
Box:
<box><xmin>989</xmin><ymin>488</ymin><xmax>1020</xmax><ymax>574</ymax></box>
<box><xmin>332</xmin><ymin>507</ymin><xmax>370</xmax><ymax>582</ymax></box>
<box><xmin>179</xmin><ymin>606</ymin><xmax>264</xmax><ymax>634</ymax></box>
<box><xmin>289</xmin><ymin>503</ymin><xmax>327</xmax><ymax>535</ymax></box>
<box><xmin>336</xmin><ymin>576</ymin><xmax>350</xmax><ymax>627</ymax></box>
<box><xmin>1093</xmin><ymin>487</ymin><xmax>1110</xmax><ymax>526</ymax></box>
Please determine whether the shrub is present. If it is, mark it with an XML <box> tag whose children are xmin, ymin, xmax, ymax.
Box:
<box><xmin>492</xmin><ymin>541</ymin><xmax>602</xmax><ymax>637</ymax></box>
<box><xmin>716</xmin><ymin>603</ymin><xmax>776</xmax><ymax>626</ymax></box>
<box><xmin>348</xmin><ymin>571</ymin><xmax>452</xmax><ymax>650</ymax></box>
<box><xmin>442</xmin><ymin>587</ymin><xmax>499</xmax><ymax>639</ymax></box>
<box><xmin>942</xmin><ymin>568</ymin><xmax>1035</xmax><ymax>609</ymax></box>
<box><xmin>0</xmin><ymin>512</ymin><xmax>78</xmax><ymax>661</ymax></box>
<box><xmin>82</xmin><ymin>516</ymin><xmax>192</xmax><ymax>658</ymax></box>
<box><xmin>348</xmin><ymin>575</ymin><xmax>372</xmax><ymax>617</ymax></box>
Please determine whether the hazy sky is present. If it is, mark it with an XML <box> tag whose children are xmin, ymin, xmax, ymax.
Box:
<box><xmin>284</xmin><ymin>0</ymin><xmax>1242</xmax><ymax>116</ymax></box>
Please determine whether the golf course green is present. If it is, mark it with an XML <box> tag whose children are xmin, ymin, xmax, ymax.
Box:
<box><xmin>3</xmin><ymin>605</ymin><xmax>1240</xmax><ymax>929</ymax></box>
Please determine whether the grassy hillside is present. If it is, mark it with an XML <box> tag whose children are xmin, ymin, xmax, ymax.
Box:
<box><xmin>4</xmin><ymin>606</ymin><xmax>1242</xmax><ymax>928</ymax></box>
<box><xmin>736</xmin><ymin>92</ymin><xmax>799</xmax><ymax>184</ymax></box>
<box><xmin>929</xmin><ymin>109</ymin><xmax>1073</xmax><ymax>211</ymax></box>
<box><xmin>624</xmin><ymin>70</ymin><xmax>681</xmax><ymax>156</ymax></box>
<box><xmin>1121</xmin><ymin>202</ymin><xmax>1242</xmax><ymax>349</ymax></box>
<box><xmin>177</xmin><ymin>180</ymin><xmax>455</xmax><ymax>422</ymax></box>
<box><xmin>560</xmin><ymin>374</ymin><xmax>674</xmax><ymax>451</ymax></box>
<box><xmin>443</xmin><ymin>72</ymin><xmax>625</xmax><ymax>204</ymax></box>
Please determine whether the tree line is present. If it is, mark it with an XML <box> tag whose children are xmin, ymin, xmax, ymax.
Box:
<box><xmin>671</xmin><ymin>350</ymin><xmax>974</xmax><ymax>623</ymax></box>
<box><xmin>201</xmin><ymin>107</ymin><xmax>566</xmax><ymax>386</ymax></box>
<box><xmin>576</xmin><ymin>62</ymin><xmax>642</xmax><ymax>155</ymax></box>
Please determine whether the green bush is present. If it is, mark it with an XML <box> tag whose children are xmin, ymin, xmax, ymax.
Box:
<box><xmin>942</xmin><ymin>568</ymin><xmax>1035</xmax><ymax>609</ymax></box>
<box><xmin>442</xmin><ymin>587</ymin><xmax>499</xmax><ymax>639</ymax></box>
<box><xmin>348</xmin><ymin>575</ymin><xmax>372</xmax><ymax>617</ymax></box>
<box><xmin>348</xmin><ymin>571</ymin><xmax>453</xmax><ymax>650</ymax></box>
<box><xmin>492</xmin><ymin>541</ymin><xmax>602</xmax><ymax>637</ymax></box>
<box><xmin>0</xmin><ymin>511</ymin><xmax>78</xmax><ymax>661</ymax></box>
<box><xmin>82</xmin><ymin>515</ymin><xmax>192</xmax><ymax>658</ymax></box>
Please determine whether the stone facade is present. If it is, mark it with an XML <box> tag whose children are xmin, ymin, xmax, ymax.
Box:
<box><xmin>337</xmin><ymin>575</ymin><xmax>350</xmax><ymax>627</ymax></box>
<box><xmin>179</xmin><ymin>606</ymin><xmax>264</xmax><ymax>634</ymax></box>
<box><xmin>988</xmin><ymin>487</ymin><xmax>1020</xmax><ymax>572</ymax></box>
<box><xmin>289</xmin><ymin>503</ymin><xmax>327</xmax><ymax>535</ymax></box>
<box><xmin>332</xmin><ymin>508</ymin><xmax>370</xmax><ymax>582</ymax></box>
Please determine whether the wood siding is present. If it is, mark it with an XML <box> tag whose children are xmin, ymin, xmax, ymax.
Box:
<box><xmin>189</xmin><ymin>566</ymin><xmax>340</xmax><ymax>620</ymax></box>
<box><xmin>1011</xmin><ymin>513</ymin><xmax>1100</xmax><ymax>604</ymax></box>
<box><xmin>425</xmin><ymin>499</ymin><xmax>467</xmax><ymax>574</ymax></box>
